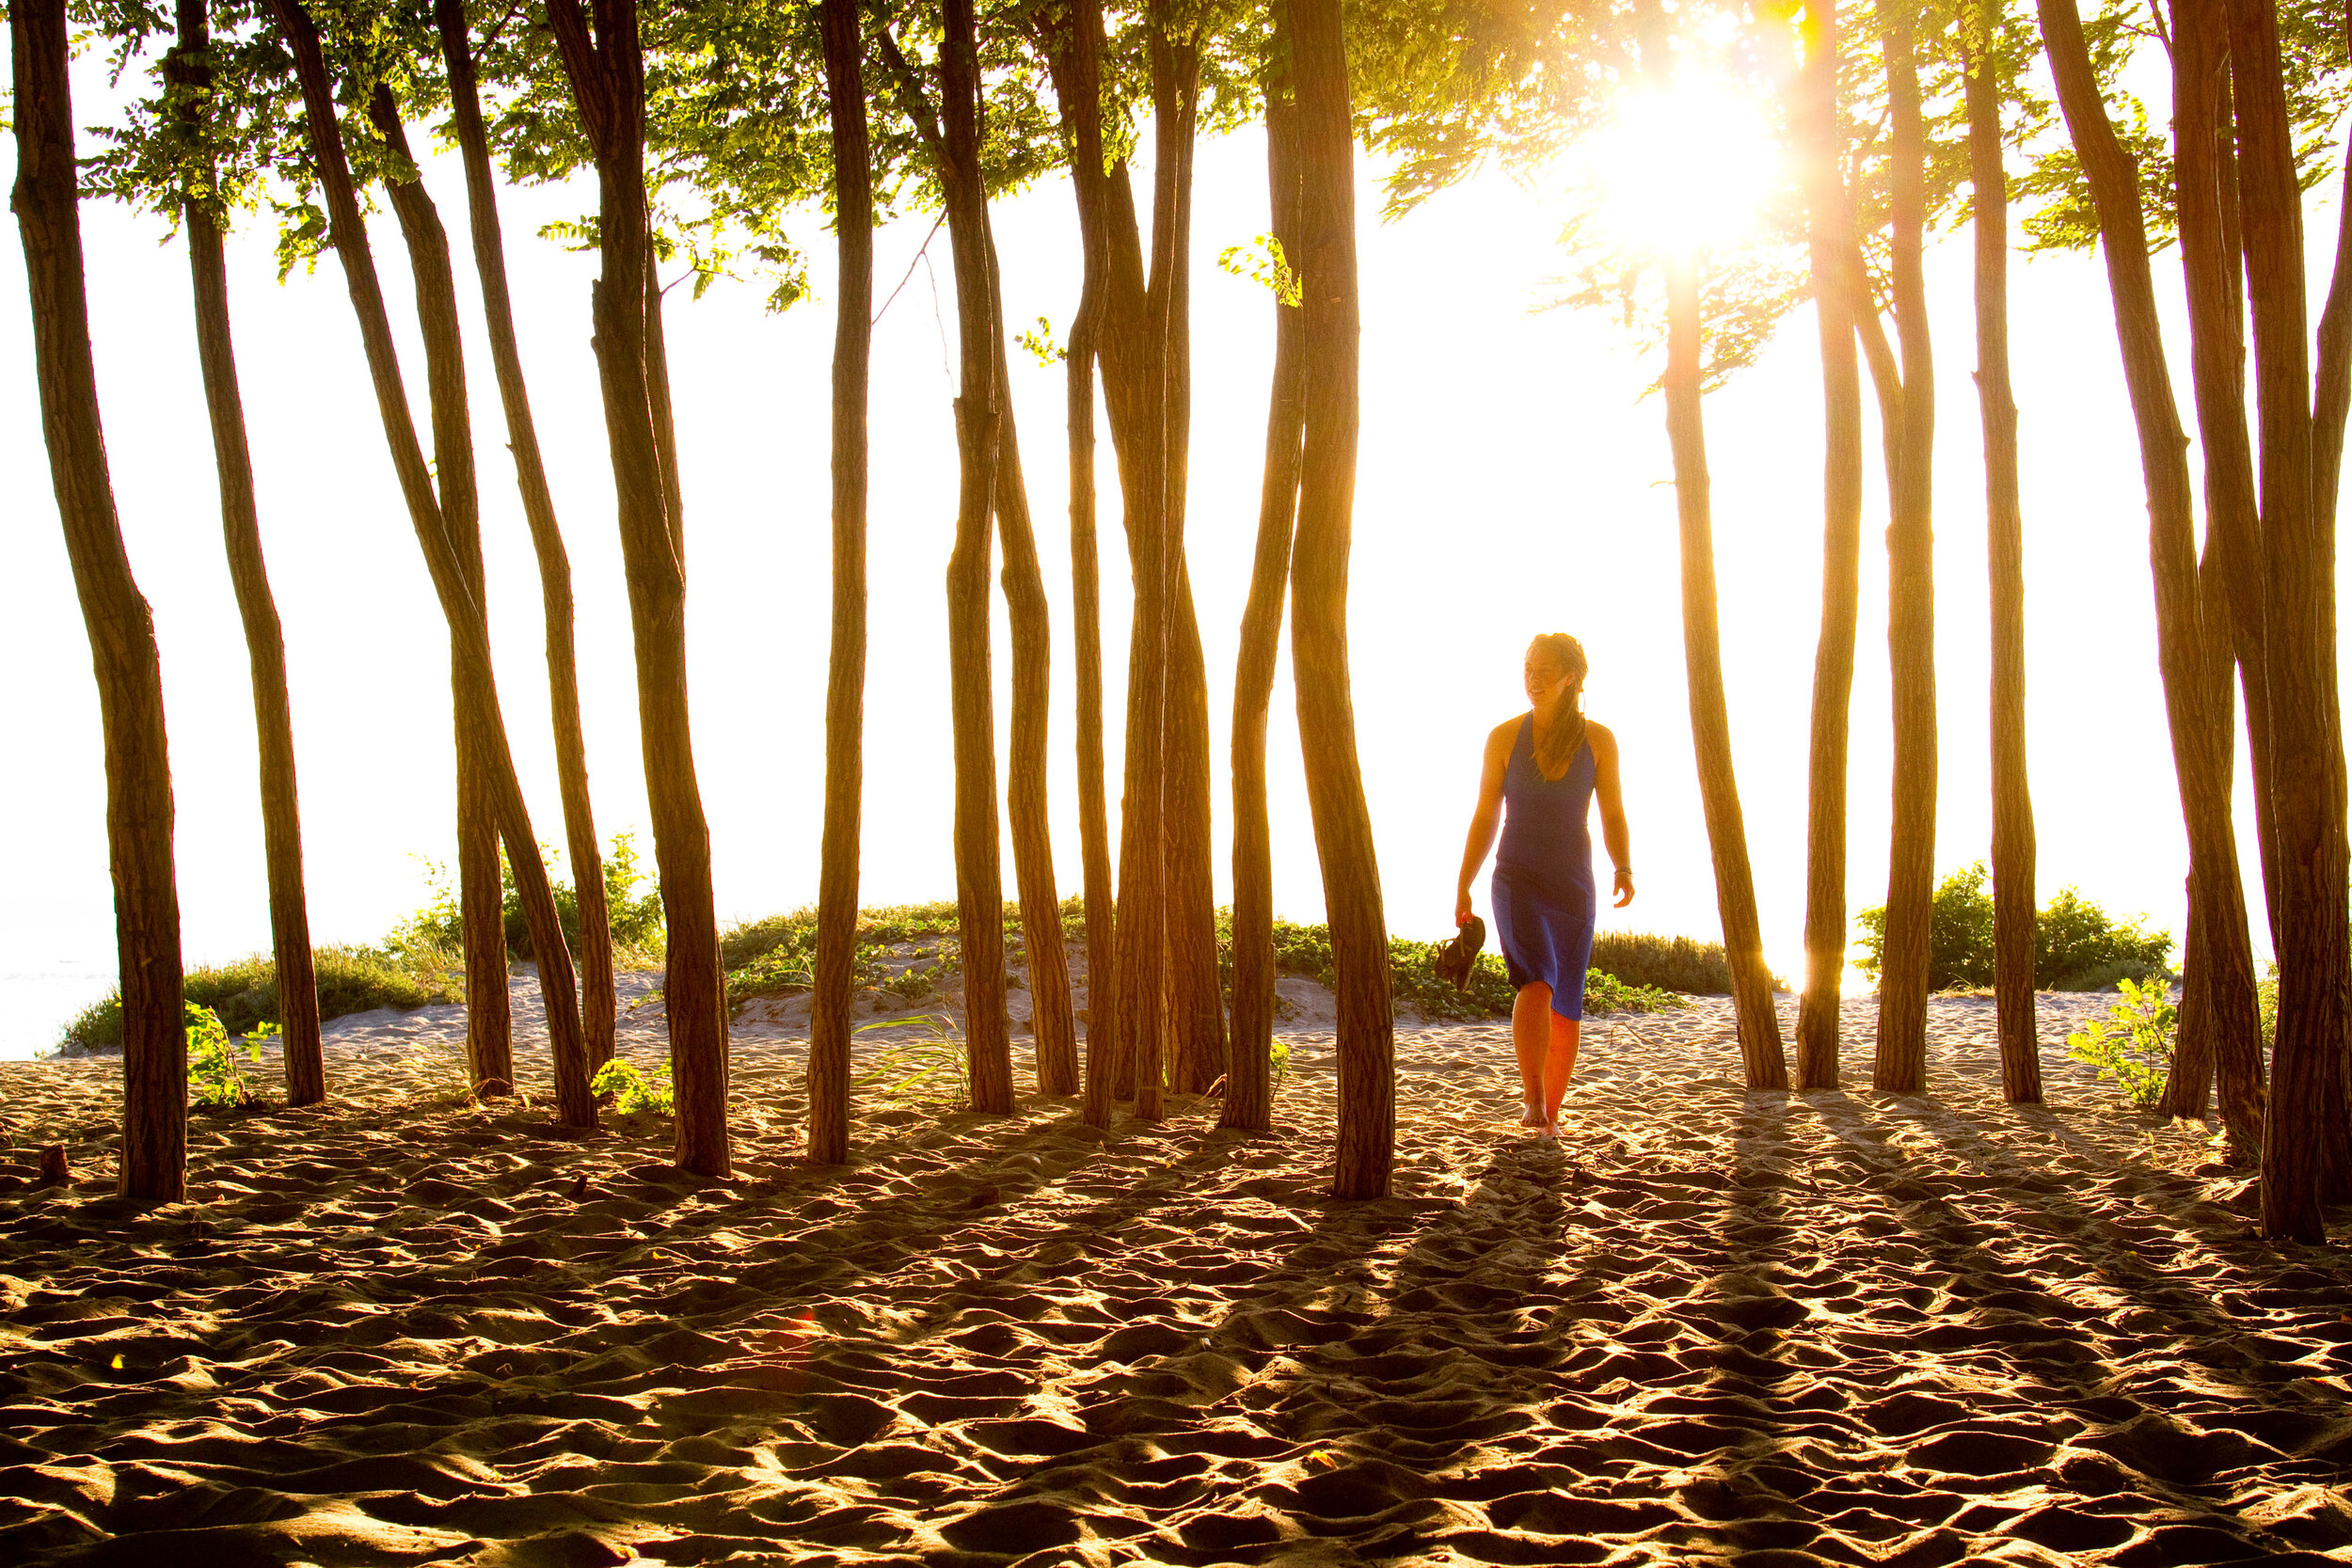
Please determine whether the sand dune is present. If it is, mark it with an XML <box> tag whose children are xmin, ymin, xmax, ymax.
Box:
<box><xmin>2</xmin><ymin>979</ymin><xmax>2348</xmax><ymax>1566</ymax></box>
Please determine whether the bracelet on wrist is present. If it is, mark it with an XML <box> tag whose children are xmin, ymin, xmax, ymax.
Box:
<box><xmin>1614</xmin><ymin>866</ymin><xmax>1633</xmax><ymax>880</ymax></box>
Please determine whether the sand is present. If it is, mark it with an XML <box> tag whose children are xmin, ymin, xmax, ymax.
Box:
<box><xmin>2</xmin><ymin>975</ymin><xmax>2349</xmax><ymax>1567</ymax></box>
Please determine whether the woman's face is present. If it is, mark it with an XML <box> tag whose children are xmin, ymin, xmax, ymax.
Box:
<box><xmin>1524</xmin><ymin>653</ymin><xmax>1572</xmax><ymax>705</ymax></box>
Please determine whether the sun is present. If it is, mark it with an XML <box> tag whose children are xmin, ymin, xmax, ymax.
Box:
<box><xmin>1577</xmin><ymin>73</ymin><xmax>1785</xmax><ymax>261</ymax></box>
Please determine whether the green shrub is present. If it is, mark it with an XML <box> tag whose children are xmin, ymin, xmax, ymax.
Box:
<box><xmin>60</xmin><ymin>943</ymin><xmax>459</xmax><ymax>1052</ymax></box>
<box><xmin>592</xmin><ymin>1056</ymin><xmax>675</xmax><ymax>1115</ymax></box>
<box><xmin>1855</xmin><ymin>863</ymin><xmax>2174</xmax><ymax>991</ymax></box>
<box><xmin>395</xmin><ymin>831</ymin><xmax>667</xmax><ymax>969</ymax></box>
<box><xmin>186</xmin><ymin>1004</ymin><xmax>266</xmax><ymax>1108</ymax></box>
<box><xmin>2065</xmin><ymin>976</ymin><xmax>2176</xmax><ymax>1109</ymax></box>
<box><xmin>1588</xmin><ymin>931</ymin><xmax>1770</xmax><ymax>995</ymax></box>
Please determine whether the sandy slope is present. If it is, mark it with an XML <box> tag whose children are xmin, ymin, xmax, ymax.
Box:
<box><xmin>1</xmin><ymin>979</ymin><xmax>2348</xmax><ymax>1567</ymax></box>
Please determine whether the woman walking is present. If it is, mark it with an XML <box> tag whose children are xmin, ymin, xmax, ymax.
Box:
<box><xmin>1455</xmin><ymin>634</ymin><xmax>1635</xmax><ymax>1137</ymax></box>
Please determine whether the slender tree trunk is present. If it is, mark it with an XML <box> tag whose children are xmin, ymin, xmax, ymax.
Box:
<box><xmin>982</xmin><ymin>226</ymin><xmax>1081</xmax><ymax>1097</ymax></box>
<box><xmin>167</xmin><ymin>0</ymin><xmax>321</xmax><ymax>1106</ymax></box>
<box><xmin>1226</xmin><ymin>86</ymin><xmax>1306</xmax><ymax>1134</ymax></box>
<box><xmin>2225</xmin><ymin>0</ymin><xmax>2350</xmax><ymax>1230</ymax></box>
<box><xmin>1795</xmin><ymin>0</ymin><xmax>1863</xmax><ymax>1092</ymax></box>
<box><xmin>544</xmin><ymin>0</ymin><xmax>730</xmax><ymax>1172</ymax></box>
<box><xmin>645</xmin><ymin>252</ymin><xmax>685</xmax><ymax>561</ymax></box>
<box><xmin>367</xmin><ymin>87</ymin><xmax>513</xmax><ymax>1098</ymax></box>
<box><xmin>437</xmin><ymin>0</ymin><xmax>614</xmax><ymax>1069</ymax></box>
<box><xmin>2036</xmin><ymin>0</ymin><xmax>2266</xmax><ymax>1177</ymax></box>
<box><xmin>13</xmin><ymin>0</ymin><xmax>186</xmax><ymax>1200</ymax></box>
<box><xmin>268</xmin><ymin>0</ymin><xmax>596</xmax><ymax>1129</ymax></box>
<box><xmin>810</xmin><ymin>0</ymin><xmax>870</xmax><ymax>1165</ymax></box>
<box><xmin>1285</xmin><ymin>0</ymin><xmax>1392</xmax><ymax>1197</ymax></box>
<box><xmin>1872</xmin><ymin>14</ymin><xmax>1938</xmax><ymax>1094</ymax></box>
<box><xmin>1055</xmin><ymin>0</ymin><xmax>1122</xmax><ymax>1130</ymax></box>
<box><xmin>1963</xmin><ymin>21</ymin><xmax>2039</xmax><ymax>1104</ymax></box>
<box><xmin>1662</xmin><ymin>254</ymin><xmax>1788</xmax><ymax>1088</ymax></box>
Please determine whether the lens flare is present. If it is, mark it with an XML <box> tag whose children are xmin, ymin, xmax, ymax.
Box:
<box><xmin>1582</xmin><ymin>75</ymin><xmax>1784</xmax><ymax>259</ymax></box>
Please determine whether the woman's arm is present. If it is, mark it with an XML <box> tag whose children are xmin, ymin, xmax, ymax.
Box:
<box><xmin>1591</xmin><ymin>723</ymin><xmax>1635</xmax><ymax>908</ymax></box>
<box><xmin>1455</xmin><ymin>723</ymin><xmax>1514</xmax><ymax>925</ymax></box>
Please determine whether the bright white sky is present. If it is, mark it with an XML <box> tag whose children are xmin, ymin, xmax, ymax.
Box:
<box><xmin>2</xmin><ymin>42</ymin><xmax>2334</xmax><ymax>1054</ymax></box>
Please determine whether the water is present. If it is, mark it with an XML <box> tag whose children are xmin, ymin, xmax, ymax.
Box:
<box><xmin>0</xmin><ymin>959</ymin><xmax>115</xmax><ymax>1061</ymax></box>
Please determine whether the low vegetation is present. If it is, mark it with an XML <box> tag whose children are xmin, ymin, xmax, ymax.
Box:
<box><xmin>2064</xmin><ymin>976</ymin><xmax>2178</xmax><ymax>1110</ymax></box>
<box><xmin>1854</xmin><ymin>863</ymin><xmax>2175</xmax><ymax>992</ymax></box>
<box><xmin>396</xmin><ymin>831</ymin><xmax>667</xmax><ymax>968</ymax></box>
<box><xmin>61</xmin><ymin>943</ymin><xmax>461</xmax><ymax>1053</ymax></box>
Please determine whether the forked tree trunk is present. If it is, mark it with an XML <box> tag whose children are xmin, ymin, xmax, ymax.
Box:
<box><xmin>645</xmin><ymin>252</ymin><xmax>685</xmax><ymax>560</ymax></box>
<box><xmin>367</xmin><ymin>87</ymin><xmax>512</xmax><ymax>1098</ymax></box>
<box><xmin>2036</xmin><ymin>0</ymin><xmax>2266</xmax><ymax>1175</ymax></box>
<box><xmin>437</xmin><ymin>0</ymin><xmax>615</xmax><ymax>1069</ymax></box>
<box><xmin>544</xmin><ymin>0</ymin><xmax>731</xmax><ymax>1173</ymax></box>
<box><xmin>2224</xmin><ymin>0</ymin><xmax>2351</xmax><ymax>1230</ymax></box>
<box><xmin>1872</xmin><ymin>14</ymin><xmax>1939</xmax><ymax>1094</ymax></box>
<box><xmin>1058</xmin><ymin>0</ymin><xmax>1121</xmax><ymax>1130</ymax></box>
<box><xmin>982</xmin><ymin>226</ymin><xmax>1081</xmax><ymax>1097</ymax></box>
<box><xmin>1963</xmin><ymin>19</ymin><xmax>2039</xmax><ymax>1104</ymax></box>
<box><xmin>13</xmin><ymin>0</ymin><xmax>187</xmax><ymax>1200</ymax></box>
<box><xmin>810</xmin><ymin>0</ymin><xmax>871</xmax><ymax>1164</ymax></box>
<box><xmin>168</xmin><ymin>0</ymin><xmax>322</xmax><ymax>1106</ymax></box>
<box><xmin>1794</xmin><ymin>0</ymin><xmax>1864</xmax><ymax>1093</ymax></box>
<box><xmin>1225</xmin><ymin>84</ymin><xmax>1307</xmax><ymax>1134</ymax></box>
<box><xmin>1661</xmin><ymin>253</ymin><xmax>1788</xmax><ymax>1088</ymax></box>
<box><xmin>268</xmin><ymin>0</ymin><xmax>596</xmax><ymax>1129</ymax></box>
<box><xmin>1285</xmin><ymin>0</ymin><xmax>1393</xmax><ymax>1198</ymax></box>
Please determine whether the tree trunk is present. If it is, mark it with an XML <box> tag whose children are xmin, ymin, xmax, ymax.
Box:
<box><xmin>1285</xmin><ymin>0</ymin><xmax>1393</xmax><ymax>1198</ymax></box>
<box><xmin>437</xmin><ymin>0</ymin><xmax>614</xmax><ymax>1070</ymax></box>
<box><xmin>1225</xmin><ymin>84</ymin><xmax>1306</xmax><ymax>1134</ymax></box>
<box><xmin>1059</xmin><ymin>0</ymin><xmax>1121</xmax><ymax>1130</ymax></box>
<box><xmin>1963</xmin><ymin>18</ymin><xmax>2040</xmax><ymax>1105</ymax></box>
<box><xmin>268</xmin><ymin>0</ymin><xmax>596</xmax><ymax>1130</ymax></box>
<box><xmin>2224</xmin><ymin>0</ymin><xmax>2350</xmax><ymax>1231</ymax></box>
<box><xmin>2036</xmin><ymin>0</ymin><xmax>2266</xmax><ymax>1179</ymax></box>
<box><xmin>167</xmin><ymin>0</ymin><xmax>321</xmax><ymax>1106</ymax></box>
<box><xmin>366</xmin><ymin>87</ymin><xmax>513</xmax><ymax>1099</ymax></box>
<box><xmin>1794</xmin><ymin>0</ymin><xmax>1864</xmax><ymax>1093</ymax></box>
<box><xmin>645</xmin><ymin>250</ymin><xmax>685</xmax><ymax>562</ymax></box>
<box><xmin>809</xmin><ymin>0</ymin><xmax>870</xmax><ymax>1165</ymax></box>
<box><xmin>982</xmin><ymin>225</ymin><xmax>1081</xmax><ymax>1098</ymax></box>
<box><xmin>1662</xmin><ymin>253</ymin><xmax>1788</xmax><ymax>1088</ymax></box>
<box><xmin>544</xmin><ymin>0</ymin><xmax>730</xmax><ymax>1173</ymax></box>
<box><xmin>1872</xmin><ymin>14</ymin><xmax>1938</xmax><ymax>1094</ymax></box>
<box><xmin>12</xmin><ymin>0</ymin><xmax>187</xmax><ymax>1200</ymax></box>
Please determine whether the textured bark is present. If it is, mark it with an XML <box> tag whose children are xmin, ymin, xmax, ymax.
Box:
<box><xmin>1963</xmin><ymin>24</ymin><xmax>2039</xmax><ymax>1104</ymax></box>
<box><xmin>545</xmin><ymin>0</ymin><xmax>730</xmax><ymax>1172</ymax></box>
<box><xmin>1871</xmin><ymin>16</ymin><xmax>1939</xmax><ymax>1094</ymax></box>
<box><xmin>2225</xmin><ymin>0</ymin><xmax>2350</xmax><ymax>1231</ymax></box>
<box><xmin>1057</xmin><ymin>0</ymin><xmax>1121</xmax><ymax>1130</ymax></box>
<box><xmin>1662</xmin><ymin>254</ymin><xmax>1788</xmax><ymax>1089</ymax></box>
<box><xmin>1794</xmin><ymin>0</ymin><xmax>1863</xmax><ymax>1092</ymax></box>
<box><xmin>367</xmin><ymin>87</ymin><xmax>511</xmax><ymax>1098</ymax></box>
<box><xmin>437</xmin><ymin>0</ymin><xmax>614</xmax><ymax>1070</ymax></box>
<box><xmin>267</xmin><ymin>0</ymin><xmax>596</xmax><ymax>1128</ymax></box>
<box><xmin>2036</xmin><ymin>0</ymin><xmax>2266</xmax><ymax>1179</ymax></box>
<box><xmin>1287</xmin><ymin>0</ymin><xmax>1393</xmax><ymax>1197</ymax></box>
<box><xmin>982</xmin><ymin>226</ymin><xmax>1080</xmax><ymax>1098</ymax></box>
<box><xmin>1225</xmin><ymin>87</ymin><xmax>1306</xmax><ymax>1134</ymax></box>
<box><xmin>809</xmin><ymin>0</ymin><xmax>870</xmax><ymax>1165</ymax></box>
<box><xmin>644</xmin><ymin>252</ymin><xmax>685</xmax><ymax>562</ymax></box>
<box><xmin>13</xmin><ymin>0</ymin><xmax>187</xmax><ymax>1200</ymax></box>
<box><xmin>168</xmin><ymin>0</ymin><xmax>322</xmax><ymax>1106</ymax></box>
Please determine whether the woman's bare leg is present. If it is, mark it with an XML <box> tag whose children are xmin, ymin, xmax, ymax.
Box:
<box><xmin>1540</xmin><ymin>1009</ymin><xmax>1581</xmax><ymax>1132</ymax></box>
<box><xmin>1512</xmin><ymin>984</ymin><xmax>1551</xmax><ymax>1124</ymax></box>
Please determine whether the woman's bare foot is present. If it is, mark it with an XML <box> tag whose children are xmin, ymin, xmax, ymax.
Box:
<box><xmin>1519</xmin><ymin>1101</ymin><xmax>1544</xmax><ymax>1128</ymax></box>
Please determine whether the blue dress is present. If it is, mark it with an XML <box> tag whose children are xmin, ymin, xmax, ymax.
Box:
<box><xmin>1492</xmin><ymin>714</ymin><xmax>1597</xmax><ymax>1022</ymax></box>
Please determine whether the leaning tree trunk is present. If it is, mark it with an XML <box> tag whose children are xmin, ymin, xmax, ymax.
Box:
<box><xmin>809</xmin><ymin>0</ymin><xmax>870</xmax><ymax>1165</ymax></box>
<box><xmin>1794</xmin><ymin>0</ymin><xmax>1864</xmax><ymax>1093</ymax></box>
<box><xmin>544</xmin><ymin>0</ymin><xmax>730</xmax><ymax>1173</ymax></box>
<box><xmin>1963</xmin><ymin>21</ymin><xmax>2039</xmax><ymax>1105</ymax></box>
<box><xmin>168</xmin><ymin>0</ymin><xmax>322</xmax><ymax>1106</ymax></box>
<box><xmin>267</xmin><ymin>0</ymin><xmax>596</xmax><ymax>1130</ymax></box>
<box><xmin>1661</xmin><ymin>252</ymin><xmax>1788</xmax><ymax>1088</ymax></box>
<box><xmin>368</xmin><ymin>87</ymin><xmax>512</xmax><ymax>1098</ymax></box>
<box><xmin>2225</xmin><ymin>0</ymin><xmax>2351</xmax><ymax>1230</ymax></box>
<box><xmin>1060</xmin><ymin>0</ymin><xmax>1121</xmax><ymax>1130</ymax></box>
<box><xmin>1226</xmin><ymin>83</ymin><xmax>1307</xmax><ymax>1134</ymax></box>
<box><xmin>1872</xmin><ymin>14</ymin><xmax>1939</xmax><ymax>1094</ymax></box>
<box><xmin>982</xmin><ymin>224</ymin><xmax>1081</xmax><ymax>1098</ymax></box>
<box><xmin>437</xmin><ymin>0</ymin><xmax>614</xmax><ymax>1069</ymax></box>
<box><xmin>2037</xmin><ymin>0</ymin><xmax>2266</xmax><ymax>1176</ymax></box>
<box><xmin>1286</xmin><ymin>0</ymin><xmax>1393</xmax><ymax>1198</ymax></box>
<box><xmin>14</xmin><ymin>0</ymin><xmax>187</xmax><ymax>1200</ymax></box>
